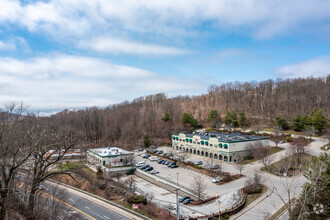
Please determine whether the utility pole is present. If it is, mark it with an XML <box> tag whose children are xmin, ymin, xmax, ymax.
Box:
<box><xmin>176</xmin><ymin>172</ymin><xmax>180</xmax><ymax>220</ymax></box>
<box><xmin>218</xmin><ymin>200</ymin><xmax>221</xmax><ymax>220</ymax></box>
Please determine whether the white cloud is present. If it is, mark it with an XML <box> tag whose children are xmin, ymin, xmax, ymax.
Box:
<box><xmin>78</xmin><ymin>37</ymin><xmax>189</xmax><ymax>56</ymax></box>
<box><xmin>0</xmin><ymin>40</ymin><xmax>16</xmax><ymax>50</ymax></box>
<box><xmin>1</xmin><ymin>0</ymin><xmax>330</xmax><ymax>40</ymax></box>
<box><xmin>274</xmin><ymin>56</ymin><xmax>330</xmax><ymax>78</ymax></box>
<box><xmin>0</xmin><ymin>54</ymin><xmax>205</xmax><ymax>110</ymax></box>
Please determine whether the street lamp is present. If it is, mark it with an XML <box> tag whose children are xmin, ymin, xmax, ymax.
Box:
<box><xmin>218</xmin><ymin>200</ymin><xmax>221</xmax><ymax>220</ymax></box>
<box><xmin>176</xmin><ymin>172</ymin><xmax>180</xmax><ymax>220</ymax></box>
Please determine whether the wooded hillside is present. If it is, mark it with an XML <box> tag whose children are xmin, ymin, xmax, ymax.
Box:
<box><xmin>48</xmin><ymin>76</ymin><xmax>330</xmax><ymax>149</ymax></box>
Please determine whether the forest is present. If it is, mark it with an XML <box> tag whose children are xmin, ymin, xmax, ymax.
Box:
<box><xmin>47</xmin><ymin>75</ymin><xmax>330</xmax><ymax>149</ymax></box>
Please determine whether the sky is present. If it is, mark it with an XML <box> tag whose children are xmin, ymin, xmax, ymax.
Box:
<box><xmin>0</xmin><ymin>0</ymin><xmax>330</xmax><ymax>114</ymax></box>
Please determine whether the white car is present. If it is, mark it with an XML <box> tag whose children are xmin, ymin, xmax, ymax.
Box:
<box><xmin>135</xmin><ymin>161</ymin><xmax>145</xmax><ymax>167</ymax></box>
<box><xmin>212</xmin><ymin>177</ymin><xmax>222</xmax><ymax>183</ymax></box>
<box><xmin>149</xmin><ymin>156</ymin><xmax>159</xmax><ymax>161</ymax></box>
<box><xmin>150</xmin><ymin>170</ymin><xmax>159</xmax><ymax>174</ymax></box>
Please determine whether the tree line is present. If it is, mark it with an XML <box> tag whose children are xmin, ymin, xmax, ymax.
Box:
<box><xmin>44</xmin><ymin>76</ymin><xmax>329</xmax><ymax>149</ymax></box>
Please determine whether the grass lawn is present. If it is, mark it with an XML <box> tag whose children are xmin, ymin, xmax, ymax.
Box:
<box><xmin>245</xmin><ymin>185</ymin><xmax>268</xmax><ymax>206</ymax></box>
<box><xmin>237</xmin><ymin>147</ymin><xmax>283</xmax><ymax>165</ymax></box>
<box><xmin>320</xmin><ymin>143</ymin><xmax>329</xmax><ymax>151</ymax></box>
<box><xmin>261</xmin><ymin>153</ymin><xmax>312</xmax><ymax>176</ymax></box>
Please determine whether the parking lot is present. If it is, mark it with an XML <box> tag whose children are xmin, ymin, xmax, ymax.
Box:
<box><xmin>134</xmin><ymin>148</ymin><xmax>246</xmax><ymax>198</ymax></box>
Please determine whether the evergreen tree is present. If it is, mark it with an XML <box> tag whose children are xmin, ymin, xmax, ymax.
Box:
<box><xmin>312</xmin><ymin>109</ymin><xmax>327</xmax><ymax>135</ymax></box>
<box><xmin>224</xmin><ymin>111</ymin><xmax>238</xmax><ymax>127</ymax></box>
<box><xmin>208</xmin><ymin>109</ymin><xmax>220</xmax><ymax>128</ymax></box>
<box><xmin>293</xmin><ymin>114</ymin><xmax>305</xmax><ymax>131</ymax></box>
<box><xmin>161</xmin><ymin>112</ymin><xmax>171</xmax><ymax>122</ymax></box>
<box><xmin>275</xmin><ymin>116</ymin><xmax>289</xmax><ymax>130</ymax></box>
<box><xmin>238</xmin><ymin>112</ymin><xmax>247</xmax><ymax>128</ymax></box>
<box><xmin>144</xmin><ymin>135</ymin><xmax>151</xmax><ymax>148</ymax></box>
<box><xmin>302</xmin><ymin>115</ymin><xmax>312</xmax><ymax>127</ymax></box>
<box><xmin>182</xmin><ymin>113</ymin><xmax>198</xmax><ymax>129</ymax></box>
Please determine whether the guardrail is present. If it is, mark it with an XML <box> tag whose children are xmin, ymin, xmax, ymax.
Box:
<box><xmin>49</xmin><ymin>179</ymin><xmax>152</xmax><ymax>220</ymax></box>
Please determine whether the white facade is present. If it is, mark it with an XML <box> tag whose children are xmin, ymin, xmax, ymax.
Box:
<box><xmin>87</xmin><ymin>147</ymin><xmax>134</xmax><ymax>169</ymax></box>
<box><xmin>172</xmin><ymin>132</ymin><xmax>269</xmax><ymax>162</ymax></box>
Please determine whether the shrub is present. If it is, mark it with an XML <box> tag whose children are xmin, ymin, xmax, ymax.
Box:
<box><xmin>222</xmin><ymin>175</ymin><xmax>233</xmax><ymax>182</ymax></box>
<box><xmin>243</xmin><ymin>155</ymin><xmax>254</xmax><ymax>160</ymax></box>
<box><xmin>262</xmin><ymin>132</ymin><xmax>270</xmax><ymax>136</ymax></box>
<box><xmin>286</xmin><ymin>136</ymin><xmax>294</xmax><ymax>142</ymax></box>
<box><xmin>248</xmin><ymin>131</ymin><xmax>255</xmax><ymax>135</ymax></box>
<box><xmin>127</xmin><ymin>195</ymin><xmax>147</xmax><ymax>205</ymax></box>
<box><xmin>224</xmin><ymin>214</ymin><xmax>229</xmax><ymax>219</ymax></box>
<box><xmin>193</xmin><ymin>165</ymin><xmax>203</xmax><ymax>169</ymax></box>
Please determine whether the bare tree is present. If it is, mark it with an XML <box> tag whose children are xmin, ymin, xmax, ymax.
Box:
<box><xmin>247</xmin><ymin>142</ymin><xmax>274</xmax><ymax>170</ymax></box>
<box><xmin>304</xmin><ymin>126</ymin><xmax>316</xmax><ymax>140</ymax></box>
<box><xmin>253</xmin><ymin>125</ymin><xmax>263</xmax><ymax>135</ymax></box>
<box><xmin>25</xmin><ymin>125</ymin><xmax>76</xmax><ymax>213</ymax></box>
<box><xmin>191</xmin><ymin>176</ymin><xmax>207</xmax><ymax>200</ymax></box>
<box><xmin>289</xmin><ymin>137</ymin><xmax>308</xmax><ymax>164</ymax></box>
<box><xmin>234</xmin><ymin>163</ymin><xmax>245</xmax><ymax>176</ymax></box>
<box><xmin>125</xmin><ymin>176</ymin><xmax>136</xmax><ymax>194</ymax></box>
<box><xmin>122</xmin><ymin>155</ymin><xmax>135</xmax><ymax>166</ymax></box>
<box><xmin>0</xmin><ymin>103</ymin><xmax>47</xmax><ymax>219</ymax></box>
<box><xmin>270</xmin><ymin>126</ymin><xmax>284</xmax><ymax>147</ymax></box>
<box><xmin>245</xmin><ymin>171</ymin><xmax>263</xmax><ymax>193</ymax></box>
<box><xmin>177</xmin><ymin>152</ymin><xmax>190</xmax><ymax>163</ymax></box>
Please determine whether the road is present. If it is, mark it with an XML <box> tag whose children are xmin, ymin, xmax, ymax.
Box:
<box><xmin>16</xmin><ymin>173</ymin><xmax>140</xmax><ymax>220</ymax></box>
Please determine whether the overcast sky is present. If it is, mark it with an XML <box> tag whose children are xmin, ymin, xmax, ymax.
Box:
<box><xmin>1</xmin><ymin>0</ymin><xmax>330</xmax><ymax>113</ymax></box>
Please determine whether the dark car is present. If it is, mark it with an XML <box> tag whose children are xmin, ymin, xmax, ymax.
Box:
<box><xmin>153</xmin><ymin>150</ymin><xmax>159</xmax><ymax>153</ymax></box>
<box><xmin>157</xmin><ymin>150</ymin><xmax>163</xmax><ymax>154</ymax></box>
<box><xmin>141</xmin><ymin>164</ymin><xmax>150</xmax><ymax>170</ymax></box>
<box><xmin>139</xmin><ymin>148</ymin><xmax>144</xmax><ymax>151</ymax></box>
<box><xmin>157</xmin><ymin>159</ymin><xmax>164</xmax><ymax>164</ymax></box>
<box><xmin>143</xmin><ymin>154</ymin><xmax>150</xmax><ymax>159</ymax></box>
<box><xmin>162</xmin><ymin>160</ymin><xmax>167</xmax><ymax>164</ymax></box>
<box><xmin>179</xmin><ymin>196</ymin><xmax>190</xmax><ymax>203</ymax></box>
<box><xmin>210</xmin><ymin>164</ymin><xmax>220</xmax><ymax>170</ymax></box>
<box><xmin>165</xmin><ymin>161</ymin><xmax>172</xmax><ymax>166</ymax></box>
<box><xmin>145</xmin><ymin>167</ymin><xmax>153</xmax><ymax>171</ymax></box>
<box><xmin>183</xmin><ymin>199</ymin><xmax>194</xmax><ymax>205</ymax></box>
<box><xmin>170</xmin><ymin>164</ymin><xmax>178</xmax><ymax>168</ymax></box>
<box><xmin>162</xmin><ymin>153</ymin><xmax>168</xmax><ymax>157</ymax></box>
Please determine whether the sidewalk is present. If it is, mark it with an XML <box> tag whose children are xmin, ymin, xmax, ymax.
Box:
<box><xmin>230</xmin><ymin>188</ymin><xmax>273</xmax><ymax>219</ymax></box>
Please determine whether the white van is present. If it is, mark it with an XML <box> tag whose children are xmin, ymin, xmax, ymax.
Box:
<box><xmin>135</xmin><ymin>161</ymin><xmax>145</xmax><ymax>167</ymax></box>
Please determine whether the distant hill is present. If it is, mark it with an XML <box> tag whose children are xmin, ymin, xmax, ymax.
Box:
<box><xmin>49</xmin><ymin>75</ymin><xmax>330</xmax><ymax>149</ymax></box>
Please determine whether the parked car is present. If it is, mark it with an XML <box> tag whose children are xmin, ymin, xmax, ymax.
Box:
<box><xmin>149</xmin><ymin>156</ymin><xmax>159</xmax><ymax>161</ymax></box>
<box><xmin>142</xmin><ymin>154</ymin><xmax>150</xmax><ymax>159</ymax></box>
<box><xmin>194</xmin><ymin>161</ymin><xmax>203</xmax><ymax>165</ymax></box>
<box><xmin>150</xmin><ymin>170</ymin><xmax>159</xmax><ymax>174</ymax></box>
<box><xmin>165</xmin><ymin>161</ymin><xmax>172</xmax><ymax>166</ymax></box>
<box><xmin>279</xmin><ymin>140</ymin><xmax>285</xmax><ymax>144</ymax></box>
<box><xmin>162</xmin><ymin>153</ymin><xmax>168</xmax><ymax>157</ymax></box>
<box><xmin>157</xmin><ymin>159</ymin><xmax>163</xmax><ymax>163</ymax></box>
<box><xmin>162</xmin><ymin>160</ymin><xmax>167</xmax><ymax>164</ymax></box>
<box><xmin>139</xmin><ymin>148</ymin><xmax>144</xmax><ymax>151</ymax></box>
<box><xmin>153</xmin><ymin>150</ymin><xmax>159</xmax><ymax>153</ymax></box>
<box><xmin>170</xmin><ymin>164</ymin><xmax>178</xmax><ymax>168</ymax></box>
<box><xmin>145</xmin><ymin>167</ymin><xmax>154</xmax><ymax>172</ymax></box>
<box><xmin>167</xmin><ymin>162</ymin><xmax>174</xmax><ymax>167</ymax></box>
<box><xmin>157</xmin><ymin>150</ymin><xmax>163</xmax><ymax>154</ymax></box>
<box><xmin>210</xmin><ymin>164</ymin><xmax>220</xmax><ymax>170</ymax></box>
<box><xmin>141</xmin><ymin>164</ymin><xmax>150</xmax><ymax>170</ymax></box>
<box><xmin>183</xmin><ymin>199</ymin><xmax>194</xmax><ymax>205</ymax></box>
<box><xmin>135</xmin><ymin>161</ymin><xmax>145</xmax><ymax>167</ymax></box>
<box><xmin>179</xmin><ymin>196</ymin><xmax>190</xmax><ymax>203</ymax></box>
<box><xmin>212</xmin><ymin>177</ymin><xmax>223</xmax><ymax>183</ymax></box>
